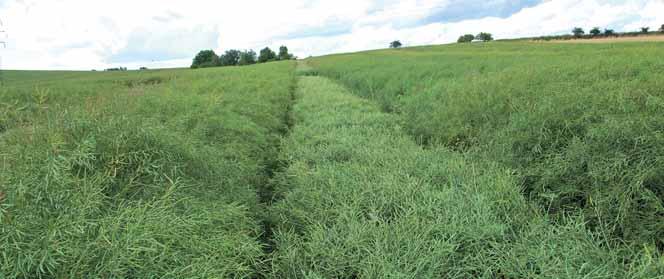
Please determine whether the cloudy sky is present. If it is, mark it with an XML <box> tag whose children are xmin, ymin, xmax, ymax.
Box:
<box><xmin>0</xmin><ymin>0</ymin><xmax>662</xmax><ymax>70</ymax></box>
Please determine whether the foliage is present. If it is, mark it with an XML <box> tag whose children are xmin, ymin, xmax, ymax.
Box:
<box><xmin>220</xmin><ymin>49</ymin><xmax>242</xmax><ymax>66</ymax></box>
<box><xmin>476</xmin><ymin>32</ymin><xmax>493</xmax><ymax>42</ymax></box>
<box><xmin>258</xmin><ymin>47</ymin><xmax>277</xmax><ymax>63</ymax></box>
<box><xmin>278</xmin><ymin>46</ymin><xmax>293</xmax><ymax>60</ymax></box>
<box><xmin>192</xmin><ymin>46</ymin><xmax>295</xmax><ymax>68</ymax></box>
<box><xmin>590</xmin><ymin>27</ymin><xmax>601</xmax><ymax>36</ymax></box>
<box><xmin>239</xmin><ymin>50</ymin><xmax>257</xmax><ymax>65</ymax></box>
<box><xmin>604</xmin><ymin>29</ymin><xmax>615</xmax><ymax>36</ymax></box>
<box><xmin>457</xmin><ymin>34</ymin><xmax>475</xmax><ymax>43</ymax></box>
<box><xmin>389</xmin><ymin>40</ymin><xmax>402</xmax><ymax>48</ymax></box>
<box><xmin>190</xmin><ymin>49</ymin><xmax>220</xmax><ymax>68</ymax></box>
<box><xmin>572</xmin><ymin>27</ymin><xmax>585</xmax><ymax>38</ymax></box>
<box><xmin>0</xmin><ymin>61</ymin><xmax>297</xmax><ymax>277</ymax></box>
<box><xmin>641</xmin><ymin>27</ymin><xmax>650</xmax><ymax>33</ymax></box>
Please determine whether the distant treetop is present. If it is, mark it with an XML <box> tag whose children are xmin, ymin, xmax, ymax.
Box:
<box><xmin>572</xmin><ymin>27</ymin><xmax>585</xmax><ymax>38</ymax></box>
<box><xmin>191</xmin><ymin>50</ymin><xmax>220</xmax><ymax>69</ymax></box>
<box><xmin>457</xmin><ymin>34</ymin><xmax>475</xmax><ymax>43</ymax></box>
<box><xmin>476</xmin><ymin>32</ymin><xmax>494</xmax><ymax>42</ymax></box>
<box><xmin>389</xmin><ymin>40</ymin><xmax>402</xmax><ymax>48</ymax></box>
<box><xmin>190</xmin><ymin>45</ymin><xmax>295</xmax><ymax>69</ymax></box>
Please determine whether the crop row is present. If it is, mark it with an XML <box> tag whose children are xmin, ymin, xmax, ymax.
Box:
<box><xmin>265</xmin><ymin>76</ymin><xmax>660</xmax><ymax>278</ymax></box>
<box><xmin>307</xmin><ymin>42</ymin><xmax>664</xmax><ymax>270</ymax></box>
<box><xmin>1</xmin><ymin>62</ymin><xmax>296</xmax><ymax>277</ymax></box>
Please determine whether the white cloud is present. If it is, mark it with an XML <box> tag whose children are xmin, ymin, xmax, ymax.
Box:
<box><xmin>0</xmin><ymin>0</ymin><xmax>662</xmax><ymax>70</ymax></box>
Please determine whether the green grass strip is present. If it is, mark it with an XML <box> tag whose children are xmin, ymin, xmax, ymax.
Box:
<box><xmin>266</xmin><ymin>76</ymin><xmax>662</xmax><ymax>278</ymax></box>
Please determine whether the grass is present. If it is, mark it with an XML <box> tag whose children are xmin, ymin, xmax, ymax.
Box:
<box><xmin>1</xmin><ymin>62</ymin><xmax>296</xmax><ymax>277</ymax></box>
<box><xmin>267</xmin><ymin>75</ymin><xmax>661</xmax><ymax>278</ymax></box>
<box><xmin>3</xmin><ymin>40</ymin><xmax>664</xmax><ymax>278</ymax></box>
<box><xmin>305</xmin><ymin>41</ymin><xmax>664</xmax><ymax>275</ymax></box>
<box><xmin>306</xmin><ymin>42</ymin><xmax>664</xmax><ymax>246</ymax></box>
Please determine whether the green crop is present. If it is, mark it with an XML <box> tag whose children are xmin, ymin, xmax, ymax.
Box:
<box><xmin>308</xmin><ymin>42</ymin><xmax>664</xmax><ymax>250</ymax></box>
<box><xmin>1</xmin><ymin>62</ymin><xmax>296</xmax><ymax>277</ymax></box>
<box><xmin>265</xmin><ymin>75</ymin><xmax>662</xmax><ymax>278</ymax></box>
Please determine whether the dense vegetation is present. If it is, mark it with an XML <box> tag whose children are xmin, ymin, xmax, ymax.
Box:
<box><xmin>265</xmin><ymin>74</ymin><xmax>660</xmax><ymax>277</ymax></box>
<box><xmin>1</xmin><ymin>62</ymin><xmax>296</xmax><ymax>277</ymax></box>
<box><xmin>306</xmin><ymin>42</ymin><xmax>664</xmax><ymax>272</ymax></box>
<box><xmin>4</xmin><ymin>40</ymin><xmax>664</xmax><ymax>278</ymax></box>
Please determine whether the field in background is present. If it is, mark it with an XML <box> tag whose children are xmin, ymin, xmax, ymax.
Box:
<box><xmin>545</xmin><ymin>35</ymin><xmax>664</xmax><ymax>43</ymax></box>
<box><xmin>1</xmin><ymin>62</ymin><xmax>296</xmax><ymax>277</ymax></box>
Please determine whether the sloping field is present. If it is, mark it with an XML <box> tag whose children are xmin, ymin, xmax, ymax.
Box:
<box><xmin>306</xmin><ymin>41</ymin><xmax>664</xmax><ymax>274</ymax></box>
<box><xmin>2</xmin><ymin>40</ymin><xmax>664</xmax><ymax>278</ymax></box>
<box><xmin>266</xmin><ymin>75</ymin><xmax>659</xmax><ymax>277</ymax></box>
<box><xmin>1</xmin><ymin>63</ymin><xmax>296</xmax><ymax>277</ymax></box>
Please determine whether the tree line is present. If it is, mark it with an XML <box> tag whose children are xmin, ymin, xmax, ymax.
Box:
<box><xmin>456</xmin><ymin>32</ymin><xmax>494</xmax><ymax>43</ymax></box>
<box><xmin>532</xmin><ymin>24</ymin><xmax>664</xmax><ymax>41</ymax></box>
<box><xmin>191</xmin><ymin>46</ymin><xmax>294</xmax><ymax>69</ymax></box>
<box><xmin>390</xmin><ymin>33</ymin><xmax>495</xmax><ymax>48</ymax></box>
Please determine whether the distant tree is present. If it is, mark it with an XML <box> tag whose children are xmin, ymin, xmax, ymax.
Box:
<box><xmin>641</xmin><ymin>27</ymin><xmax>650</xmax><ymax>33</ymax></box>
<box><xmin>220</xmin><ymin>49</ymin><xmax>241</xmax><ymax>66</ymax></box>
<box><xmin>139</xmin><ymin>67</ymin><xmax>148</xmax><ymax>70</ymax></box>
<box><xmin>476</xmin><ymin>32</ymin><xmax>493</xmax><ymax>42</ymax></box>
<box><xmin>604</xmin><ymin>29</ymin><xmax>615</xmax><ymax>36</ymax></box>
<box><xmin>389</xmin><ymin>40</ymin><xmax>402</xmax><ymax>48</ymax></box>
<box><xmin>258</xmin><ymin>47</ymin><xmax>277</xmax><ymax>63</ymax></box>
<box><xmin>457</xmin><ymin>34</ymin><xmax>475</xmax><ymax>43</ymax></box>
<box><xmin>238</xmin><ymin>50</ymin><xmax>257</xmax><ymax>65</ymax></box>
<box><xmin>660</xmin><ymin>24</ymin><xmax>664</xmax><ymax>33</ymax></box>
<box><xmin>572</xmin><ymin>27</ymin><xmax>585</xmax><ymax>38</ymax></box>
<box><xmin>191</xmin><ymin>50</ymin><xmax>220</xmax><ymax>69</ymax></box>
<box><xmin>589</xmin><ymin>27</ymin><xmax>601</xmax><ymax>36</ymax></box>
<box><xmin>278</xmin><ymin>46</ymin><xmax>293</xmax><ymax>60</ymax></box>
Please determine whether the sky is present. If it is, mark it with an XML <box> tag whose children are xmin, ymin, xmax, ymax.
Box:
<box><xmin>0</xmin><ymin>0</ymin><xmax>662</xmax><ymax>70</ymax></box>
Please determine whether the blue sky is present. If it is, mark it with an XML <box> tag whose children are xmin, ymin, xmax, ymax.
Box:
<box><xmin>0</xmin><ymin>0</ymin><xmax>662</xmax><ymax>70</ymax></box>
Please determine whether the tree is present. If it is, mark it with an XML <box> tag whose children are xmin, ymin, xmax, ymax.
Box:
<box><xmin>572</xmin><ymin>27</ymin><xmax>585</xmax><ymax>38</ymax></box>
<box><xmin>476</xmin><ymin>32</ymin><xmax>493</xmax><ymax>42</ymax></box>
<box><xmin>589</xmin><ymin>27</ymin><xmax>601</xmax><ymax>36</ymax></box>
<box><xmin>191</xmin><ymin>50</ymin><xmax>220</xmax><ymax>69</ymax></box>
<box><xmin>641</xmin><ymin>27</ymin><xmax>650</xmax><ymax>33</ymax></box>
<box><xmin>258</xmin><ymin>47</ymin><xmax>277</xmax><ymax>63</ymax></box>
<box><xmin>604</xmin><ymin>29</ymin><xmax>615</xmax><ymax>36</ymax></box>
<box><xmin>278</xmin><ymin>46</ymin><xmax>293</xmax><ymax>60</ymax></box>
<box><xmin>389</xmin><ymin>40</ymin><xmax>402</xmax><ymax>48</ymax></box>
<box><xmin>220</xmin><ymin>49</ymin><xmax>241</xmax><ymax>66</ymax></box>
<box><xmin>660</xmin><ymin>24</ymin><xmax>664</xmax><ymax>33</ymax></box>
<box><xmin>238</xmin><ymin>50</ymin><xmax>257</xmax><ymax>65</ymax></box>
<box><xmin>457</xmin><ymin>34</ymin><xmax>475</xmax><ymax>43</ymax></box>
